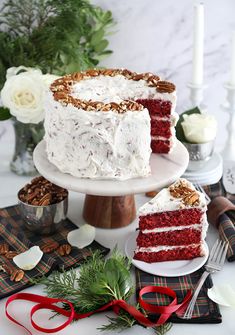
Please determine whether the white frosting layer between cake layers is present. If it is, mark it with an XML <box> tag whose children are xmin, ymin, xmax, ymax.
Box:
<box><xmin>142</xmin><ymin>223</ymin><xmax>202</xmax><ymax>233</ymax></box>
<box><xmin>44</xmin><ymin>92</ymin><xmax>152</xmax><ymax>180</ymax></box>
<box><xmin>142</xmin><ymin>213</ymin><xmax>208</xmax><ymax>240</ymax></box>
<box><xmin>139</xmin><ymin>179</ymin><xmax>207</xmax><ymax>215</ymax></box>
<box><xmin>151</xmin><ymin>112</ymin><xmax>179</xmax><ymax>125</ymax></box>
<box><xmin>136</xmin><ymin>243</ymin><xmax>203</xmax><ymax>253</ymax></box>
<box><xmin>71</xmin><ymin>74</ymin><xmax>176</xmax><ymax>107</ymax></box>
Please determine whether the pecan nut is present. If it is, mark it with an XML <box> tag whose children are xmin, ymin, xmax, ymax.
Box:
<box><xmin>58</xmin><ymin>244</ymin><xmax>72</xmax><ymax>256</ymax></box>
<box><xmin>0</xmin><ymin>243</ymin><xmax>9</xmax><ymax>255</ymax></box>
<box><xmin>10</xmin><ymin>269</ymin><xmax>24</xmax><ymax>282</ymax></box>
<box><xmin>145</xmin><ymin>191</ymin><xmax>158</xmax><ymax>198</ymax></box>
<box><xmin>5</xmin><ymin>251</ymin><xmax>19</xmax><ymax>259</ymax></box>
<box><xmin>169</xmin><ymin>180</ymin><xmax>200</xmax><ymax>206</ymax></box>
<box><xmin>156</xmin><ymin>80</ymin><xmax>176</xmax><ymax>93</ymax></box>
<box><xmin>183</xmin><ymin>192</ymin><xmax>200</xmax><ymax>206</ymax></box>
<box><xmin>41</xmin><ymin>241</ymin><xmax>59</xmax><ymax>253</ymax></box>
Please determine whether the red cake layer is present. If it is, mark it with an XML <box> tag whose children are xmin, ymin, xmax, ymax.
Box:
<box><xmin>139</xmin><ymin>209</ymin><xmax>203</xmax><ymax>230</ymax></box>
<box><xmin>136</xmin><ymin>228</ymin><xmax>202</xmax><ymax>247</ymax></box>
<box><xmin>151</xmin><ymin>119</ymin><xmax>171</xmax><ymax>137</ymax></box>
<box><xmin>151</xmin><ymin>139</ymin><xmax>170</xmax><ymax>153</ymax></box>
<box><xmin>134</xmin><ymin>245</ymin><xmax>203</xmax><ymax>263</ymax></box>
<box><xmin>136</xmin><ymin>99</ymin><xmax>172</xmax><ymax>116</ymax></box>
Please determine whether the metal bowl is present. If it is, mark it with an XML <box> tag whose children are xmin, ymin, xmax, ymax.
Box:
<box><xmin>182</xmin><ymin>140</ymin><xmax>214</xmax><ymax>171</ymax></box>
<box><xmin>17</xmin><ymin>192</ymin><xmax>68</xmax><ymax>235</ymax></box>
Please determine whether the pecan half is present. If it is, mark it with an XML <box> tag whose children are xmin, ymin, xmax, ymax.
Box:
<box><xmin>183</xmin><ymin>192</ymin><xmax>200</xmax><ymax>206</ymax></box>
<box><xmin>57</xmin><ymin>244</ymin><xmax>72</xmax><ymax>256</ymax></box>
<box><xmin>10</xmin><ymin>269</ymin><xmax>24</xmax><ymax>282</ymax></box>
<box><xmin>41</xmin><ymin>241</ymin><xmax>59</xmax><ymax>253</ymax></box>
<box><xmin>5</xmin><ymin>251</ymin><xmax>19</xmax><ymax>259</ymax></box>
<box><xmin>156</xmin><ymin>80</ymin><xmax>176</xmax><ymax>93</ymax></box>
<box><xmin>0</xmin><ymin>243</ymin><xmax>9</xmax><ymax>255</ymax></box>
<box><xmin>145</xmin><ymin>191</ymin><xmax>158</xmax><ymax>198</ymax></box>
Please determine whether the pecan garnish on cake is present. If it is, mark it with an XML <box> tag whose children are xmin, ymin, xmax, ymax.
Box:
<box><xmin>169</xmin><ymin>179</ymin><xmax>200</xmax><ymax>206</ymax></box>
<box><xmin>156</xmin><ymin>81</ymin><xmax>176</xmax><ymax>93</ymax></box>
<box><xmin>50</xmin><ymin>68</ymin><xmax>175</xmax><ymax>113</ymax></box>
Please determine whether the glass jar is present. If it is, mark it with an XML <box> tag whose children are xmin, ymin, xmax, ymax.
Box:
<box><xmin>10</xmin><ymin>119</ymin><xmax>44</xmax><ymax>176</ymax></box>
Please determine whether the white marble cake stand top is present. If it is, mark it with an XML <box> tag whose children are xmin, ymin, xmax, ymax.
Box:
<box><xmin>33</xmin><ymin>140</ymin><xmax>189</xmax><ymax>196</ymax></box>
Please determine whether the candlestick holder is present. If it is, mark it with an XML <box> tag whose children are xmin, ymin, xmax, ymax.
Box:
<box><xmin>187</xmin><ymin>82</ymin><xmax>207</xmax><ymax>110</ymax></box>
<box><xmin>221</xmin><ymin>83</ymin><xmax>235</xmax><ymax>161</ymax></box>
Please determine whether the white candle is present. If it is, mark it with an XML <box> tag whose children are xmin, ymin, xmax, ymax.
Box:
<box><xmin>229</xmin><ymin>32</ymin><xmax>235</xmax><ymax>86</ymax></box>
<box><xmin>192</xmin><ymin>3</ymin><xmax>204</xmax><ymax>86</ymax></box>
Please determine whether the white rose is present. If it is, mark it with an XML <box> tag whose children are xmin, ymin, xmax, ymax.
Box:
<box><xmin>181</xmin><ymin>113</ymin><xmax>217</xmax><ymax>143</ymax></box>
<box><xmin>6</xmin><ymin>66</ymin><xmax>42</xmax><ymax>79</ymax></box>
<box><xmin>1</xmin><ymin>71</ymin><xmax>46</xmax><ymax>124</ymax></box>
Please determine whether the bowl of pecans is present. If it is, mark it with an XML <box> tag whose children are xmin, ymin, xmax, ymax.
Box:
<box><xmin>18</xmin><ymin>176</ymin><xmax>68</xmax><ymax>235</ymax></box>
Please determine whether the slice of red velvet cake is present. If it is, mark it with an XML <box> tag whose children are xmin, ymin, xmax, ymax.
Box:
<box><xmin>136</xmin><ymin>86</ymin><xmax>178</xmax><ymax>154</ymax></box>
<box><xmin>134</xmin><ymin>179</ymin><xmax>208</xmax><ymax>263</ymax></box>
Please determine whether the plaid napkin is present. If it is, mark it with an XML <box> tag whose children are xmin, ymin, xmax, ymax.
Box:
<box><xmin>0</xmin><ymin>205</ymin><xmax>110</xmax><ymax>299</ymax></box>
<box><xmin>205</xmin><ymin>180</ymin><xmax>235</xmax><ymax>262</ymax></box>
<box><xmin>135</xmin><ymin>268</ymin><xmax>221</xmax><ymax>324</ymax></box>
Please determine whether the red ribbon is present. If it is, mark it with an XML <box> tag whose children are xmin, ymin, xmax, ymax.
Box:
<box><xmin>5</xmin><ymin>286</ymin><xmax>192</xmax><ymax>334</ymax></box>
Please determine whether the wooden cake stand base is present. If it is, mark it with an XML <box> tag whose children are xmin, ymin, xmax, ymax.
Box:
<box><xmin>83</xmin><ymin>195</ymin><xmax>136</xmax><ymax>229</ymax></box>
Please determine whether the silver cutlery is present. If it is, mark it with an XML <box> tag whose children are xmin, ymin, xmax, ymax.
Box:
<box><xmin>181</xmin><ymin>239</ymin><xmax>228</xmax><ymax>319</ymax></box>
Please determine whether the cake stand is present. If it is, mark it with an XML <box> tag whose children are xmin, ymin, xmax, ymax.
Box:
<box><xmin>33</xmin><ymin>140</ymin><xmax>189</xmax><ymax>229</ymax></box>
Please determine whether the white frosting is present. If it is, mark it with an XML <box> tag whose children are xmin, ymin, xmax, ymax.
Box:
<box><xmin>139</xmin><ymin>179</ymin><xmax>207</xmax><ymax>215</ymax></box>
<box><xmin>44</xmin><ymin>72</ymin><xmax>177</xmax><ymax>180</ymax></box>
<box><xmin>136</xmin><ymin>243</ymin><xmax>201</xmax><ymax>253</ymax></box>
<box><xmin>142</xmin><ymin>223</ymin><xmax>202</xmax><ymax>234</ymax></box>
<box><xmin>44</xmin><ymin>91</ymin><xmax>151</xmax><ymax>180</ymax></box>
<box><xmin>71</xmin><ymin>74</ymin><xmax>176</xmax><ymax>106</ymax></box>
<box><xmin>151</xmin><ymin>112</ymin><xmax>179</xmax><ymax>126</ymax></box>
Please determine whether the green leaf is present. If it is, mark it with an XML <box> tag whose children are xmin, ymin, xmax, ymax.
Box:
<box><xmin>94</xmin><ymin>39</ymin><xmax>109</xmax><ymax>53</ymax></box>
<box><xmin>90</xmin><ymin>28</ymin><xmax>105</xmax><ymax>46</ymax></box>
<box><xmin>175</xmin><ymin>106</ymin><xmax>201</xmax><ymax>143</ymax></box>
<box><xmin>0</xmin><ymin>107</ymin><xmax>11</xmax><ymax>120</ymax></box>
<box><xmin>0</xmin><ymin>0</ymin><xmax>115</xmax><ymax>85</ymax></box>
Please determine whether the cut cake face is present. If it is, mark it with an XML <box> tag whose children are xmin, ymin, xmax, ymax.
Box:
<box><xmin>134</xmin><ymin>179</ymin><xmax>208</xmax><ymax>263</ymax></box>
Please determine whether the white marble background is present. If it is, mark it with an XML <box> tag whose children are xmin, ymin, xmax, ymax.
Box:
<box><xmin>1</xmin><ymin>0</ymin><xmax>235</xmax><ymax>151</ymax></box>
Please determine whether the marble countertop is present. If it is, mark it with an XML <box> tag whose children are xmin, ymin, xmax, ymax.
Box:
<box><xmin>0</xmin><ymin>1</ymin><xmax>235</xmax><ymax>333</ymax></box>
<box><xmin>0</xmin><ymin>127</ymin><xmax>235</xmax><ymax>335</ymax></box>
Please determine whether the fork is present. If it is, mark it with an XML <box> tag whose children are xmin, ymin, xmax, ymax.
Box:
<box><xmin>194</xmin><ymin>183</ymin><xmax>211</xmax><ymax>204</ymax></box>
<box><xmin>181</xmin><ymin>239</ymin><xmax>228</xmax><ymax>320</ymax></box>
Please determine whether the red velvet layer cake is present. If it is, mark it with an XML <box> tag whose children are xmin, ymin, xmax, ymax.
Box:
<box><xmin>136</xmin><ymin>99</ymin><xmax>178</xmax><ymax>153</ymax></box>
<box><xmin>134</xmin><ymin>179</ymin><xmax>208</xmax><ymax>263</ymax></box>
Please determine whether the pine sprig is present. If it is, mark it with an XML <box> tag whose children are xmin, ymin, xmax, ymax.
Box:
<box><xmin>33</xmin><ymin>250</ymin><xmax>172</xmax><ymax>335</ymax></box>
<box><xmin>32</xmin><ymin>268</ymin><xmax>79</xmax><ymax>300</ymax></box>
<box><xmin>99</xmin><ymin>304</ymin><xmax>172</xmax><ymax>335</ymax></box>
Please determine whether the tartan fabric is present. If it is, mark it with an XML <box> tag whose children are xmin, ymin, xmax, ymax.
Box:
<box><xmin>135</xmin><ymin>268</ymin><xmax>221</xmax><ymax>324</ymax></box>
<box><xmin>203</xmin><ymin>180</ymin><xmax>235</xmax><ymax>201</ymax></box>
<box><xmin>0</xmin><ymin>205</ymin><xmax>110</xmax><ymax>299</ymax></box>
<box><xmin>204</xmin><ymin>179</ymin><xmax>235</xmax><ymax>262</ymax></box>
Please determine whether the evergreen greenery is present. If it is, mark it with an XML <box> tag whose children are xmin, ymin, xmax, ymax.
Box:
<box><xmin>34</xmin><ymin>249</ymin><xmax>172</xmax><ymax>334</ymax></box>
<box><xmin>0</xmin><ymin>0</ymin><xmax>114</xmax><ymax>89</ymax></box>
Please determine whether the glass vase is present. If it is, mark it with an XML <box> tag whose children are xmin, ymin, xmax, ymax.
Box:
<box><xmin>10</xmin><ymin>119</ymin><xmax>44</xmax><ymax>176</ymax></box>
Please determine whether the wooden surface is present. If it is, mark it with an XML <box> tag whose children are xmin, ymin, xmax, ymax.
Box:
<box><xmin>83</xmin><ymin>194</ymin><xmax>136</xmax><ymax>228</ymax></box>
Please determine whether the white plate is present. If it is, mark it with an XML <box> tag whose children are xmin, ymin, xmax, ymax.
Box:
<box><xmin>125</xmin><ymin>231</ymin><xmax>209</xmax><ymax>277</ymax></box>
<box><xmin>184</xmin><ymin>153</ymin><xmax>223</xmax><ymax>177</ymax></box>
<box><xmin>33</xmin><ymin>140</ymin><xmax>189</xmax><ymax>196</ymax></box>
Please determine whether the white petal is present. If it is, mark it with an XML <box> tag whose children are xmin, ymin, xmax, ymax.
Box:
<box><xmin>208</xmin><ymin>285</ymin><xmax>235</xmax><ymax>307</ymax></box>
<box><xmin>67</xmin><ymin>224</ymin><xmax>96</xmax><ymax>249</ymax></box>
<box><xmin>13</xmin><ymin>246</ymin><xmax>43</xmax><ymax>270</ymax></box>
